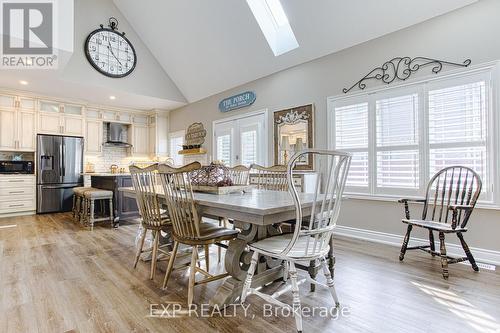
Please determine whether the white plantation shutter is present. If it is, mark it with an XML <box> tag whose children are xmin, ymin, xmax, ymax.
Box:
<box><xmin>241</xmin><ymin>129</ymin><xmax>257</xmax><ymax>166</ymax></box>
<box><xmin>428</xmin><ymin>81</ymin><xmax>488</xmax><ymax>189</ymax></box>
<box><xmin>376</xmin><ymin>93</ymin><xmax>419</xmax><ymax>189</ymax></box>
<box><xmin>334</xmin><ymin>102</ymin><xmax>369</xmax><ymax>188</ymax></box>
<box><xmin>217</xmin><ymin>134</ymin><xmax>231</xmax><ymax>166</ymax></box>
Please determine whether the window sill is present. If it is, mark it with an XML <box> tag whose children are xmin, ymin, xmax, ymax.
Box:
<box><xmin>344</xmin><ymin>193</ymin><xmax>500</xmax><ymax>211</ymax></box>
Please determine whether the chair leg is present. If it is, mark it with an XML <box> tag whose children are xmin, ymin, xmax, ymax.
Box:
<box><xmin>108</xmin><ymin>198</ymin><xmax>114</xmax><ymax>227</ymax></box>
<box><xmin>89</xmin><ymin>199</ymin><xmax>95</xmax><ymax>231</ymax></box>
<box><xmin>188</xmin><ymin>246</ymin><xmax>199</xmax><ymax>308</ymax></box>
<box><xmin>72</xmin><ymin>194</ymin><xmax>76</xmax><ymax>219</ymax></box>
<box><xmin>457</xmin><ymin>232</ymin><xmax>479</xmax><ymax>272</ymax></box>
<box><xmin>163</xmin><ymin>241</ymin><xmax>179</xmax><ymax>289</ymax></box>
<box><xmin>439</xmin><ymin>232</ymin><xmax>449</xmax><ymax>279</ymax></box>
<box><xmin>133</xmin><ymin>228</ymin><xmax>147</xmax><ymax>269</ymax></box>
<box><xmin>289</xmin><ymin>262</ymin><xmax>303</xmax><ymax>333</ymax></box>
<box><xmin>399</xmin><ymin>225</ymin><xmax>413</xmax><ymax>261</ymax></box>
<box><xmin>241</xmin><ymin>251</ymin><xmax>258</xmax><ymax>303</ymax></box>
<box><xmin>429</xmin><ymin>230</ymin><xmax>436</xmax><ymax>256</ymax></box>
<box><xmin>80</xmin><ymin>198</ymin><xmax>86</xmax><ymax>225</ymax></box>
<box><xmin>150</xmin><ymin>231</ymin><xmax>160</xmax><ymax>280</ymax></box>
<box><xmin>218</xmin><ymin>218</ymin><xmax>222</xmax><ymax>263</ymax></box>
<box><xmin>204</xmin><ymin>244</ymin><xmax>210</xmax><ymax>273</ymax></box>
<box><xmin>320</xmin><ymin>257</ymin><xmax>340</xmax><ymax>307</ymax></box>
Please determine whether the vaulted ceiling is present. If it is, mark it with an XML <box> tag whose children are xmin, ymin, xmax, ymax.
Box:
<box><xmin>114</xmin><ymin>0</ymin><xmax>477</xmax><ymax>103</ymax></box>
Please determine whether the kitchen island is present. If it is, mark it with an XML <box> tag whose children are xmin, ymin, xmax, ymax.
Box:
<box><xmin>84</xmin><ymin>173</ymin><xmax>139</xmax><ymax>226</ymax></box>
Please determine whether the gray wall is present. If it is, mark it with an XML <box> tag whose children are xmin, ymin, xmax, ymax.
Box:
<box><xmin>61</xmin><ymin>0</ymin><xmax>186</xmax><ymax>103</ymax></box>
<box><xmin>169</xmin><ymin>0</ymin><xmax>500</xmax><ymax>253</ymax></box>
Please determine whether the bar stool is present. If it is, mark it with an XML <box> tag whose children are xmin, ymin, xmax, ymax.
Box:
<box><xmin>72</xmin><ymin>187</ymin><xmax>87</xmax><ymax>220</ymax></box>
<box><xmin>81</xmin><ymin>189</ymin><xmax>114</xmax><ymax>231</ymax></box>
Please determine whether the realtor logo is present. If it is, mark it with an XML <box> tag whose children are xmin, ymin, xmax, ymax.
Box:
<box><xmin>1</xmin><ymin>0</ymin><xmax>58</xmax><ymax>68</ymax></box>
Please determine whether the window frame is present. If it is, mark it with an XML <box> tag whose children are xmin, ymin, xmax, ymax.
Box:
<box><xmin>328</xmin><ymin>62</ymin><xmax>500</xmax><ymax>206</ymax></box>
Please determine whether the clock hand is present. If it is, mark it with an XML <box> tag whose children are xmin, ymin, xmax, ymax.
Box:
<box><xmin>107</xmin><ymin>43</ymin><xmax>123</xmax><ymax>66</ymax></box>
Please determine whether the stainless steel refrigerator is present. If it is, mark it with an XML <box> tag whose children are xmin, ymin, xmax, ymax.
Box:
<box><xmin>37</xmin><ymin>134</ymin><xmax>84</xmax><ymax>213</ymax></box>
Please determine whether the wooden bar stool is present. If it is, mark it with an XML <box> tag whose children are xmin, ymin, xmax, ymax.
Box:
<box><xmin>72</xmin><ymin>187</ymin><xmax>89</xmax><ymax>221</ymax></box>
<box><xmin>81</xmin><ymin>189</ymin><xmax>114</xmax><ymax>231</ymax></box>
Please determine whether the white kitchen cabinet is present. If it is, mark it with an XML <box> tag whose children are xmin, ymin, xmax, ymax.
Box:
<box><xmin>17</xmin><ymin>110</ymin><xmax>36</xmax><ymax>150</ymax></box>
<box><xmin>38</xmin><ymin>100</ymin><xmax>84</xmax><ymax>136</ymax></box>
<box><xmin>0</xmin><ymin>175</ymin><xmax>36</xmax><ymax>215</ymax></box>
<box><xmin>131</xmin><ymin>124</ymin><xmax>149</xmax><ymax>156</ymax></box>
<box><xmin>0</xmin><ymin>94</ymin><xmax>17</xmax><ymax>110</ymax></box>
<box><xmin>0</xmin><ymin>109</ymin><xmax>16</xmax><ymax>150</ymax></box>
<box><xmin>85</xmin><ymin>120</ymin><xmax>103</xmax><ymax>154</ymax></box>
<box><xmin>148</xmin><ymin>113</ymin><xmax>169</xmax><ymax>158</ymax></box>
<box><xmin>0</xmin><ymin>99</ymin><xmax>35</xmax><ymax>151</ymax></box>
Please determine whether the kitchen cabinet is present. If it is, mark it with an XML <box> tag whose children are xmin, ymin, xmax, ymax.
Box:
<box><xmin>0</xmin><ymin>96</ymin><xmax>36</xmax><ymax>151</ymax></box>
<box><xmin>90</xmin><ymin>175</ymin><xmax>139</xmax><ymax>223</ymax></box>
<box><xmin>38</xmin><ymin>101</ymin><xmax>84</xmax><ymax>136</ymax></box>
<box><xmin>148</xmin><ymin>113</ymin><xmax>169</xmax><ymax>158</ymax></box>
<box><xmin>131</xmin><ymin>124</ymin><xmax>149</xmax><ymax>156</ymax></box>
<box><xmin>85</xmin><ymin>119</ymin><xmax>103</xmax><ymax>154</ymax></box>
<box><xmin>0</xmin><ymin>175</ymin><xmax>36</xmax><ymax>215</ymax></box>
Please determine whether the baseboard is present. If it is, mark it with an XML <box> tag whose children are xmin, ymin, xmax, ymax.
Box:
<box><xmin>335</xmin><ymin>225</ymin><xmax>500</xmax><ymax>266</ymax></box>
<box><xmin>0</xmin><ymin>210</ymin><xmax>36</xmax><ymax>218</ymax></box>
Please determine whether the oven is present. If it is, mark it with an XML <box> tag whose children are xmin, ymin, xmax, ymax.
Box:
<box><xmin>0</xmin><ymin>160</ymin><xmax>35</xmax><ymax>174</ymax></box>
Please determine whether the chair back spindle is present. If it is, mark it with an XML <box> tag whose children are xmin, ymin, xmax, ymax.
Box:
<box><xmin>250</xmin><ymin>164</ymin><xmax>288</xmax><ymax>191</ymax></box>
<box><xmin>157</xmin><ymin>162</ymin><xmax>202</xmax><ymax>240</ymax></box>
<box><xmin>422</xmin><ymin>166</ymin><xmax>482</xmax><ymax>228</ymax></box>
<box><xmin>227</xmin><ymin>165</ymin><xmax>250</xmax><ymax>185</ymax></box>
<box><xmin>283</xmin><ymin>149</ymin><xmax>351</xmax><ymax>258</ymax></box>
<box><xmin>129</xmin><ymin>164</ymin><xmax>167</xmax><ymax>229</ymax></box>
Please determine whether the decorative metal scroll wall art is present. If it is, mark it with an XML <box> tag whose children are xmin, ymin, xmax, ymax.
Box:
<box><xmin>343</xmin><ymin>57</ymin><xmax>471</xmax><ymax>94</ymax></box>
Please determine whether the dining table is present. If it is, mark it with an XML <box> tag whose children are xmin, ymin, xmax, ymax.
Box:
<box><xmin>119</xmin><ymin>187</ymin><xmax>337</xmax><ymax>307</ymax></box>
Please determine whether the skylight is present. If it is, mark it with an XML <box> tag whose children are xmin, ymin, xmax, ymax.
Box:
<box><xmin>246</xmin><ymin>0</ymin><xmax>299</xmax><ymax>56</ymax></box>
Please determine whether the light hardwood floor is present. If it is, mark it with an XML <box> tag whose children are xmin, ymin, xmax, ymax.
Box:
<box><xmin>1</xmin><ymin>213</ymin><xmax>499</xmax><ymax>333</ymax></box>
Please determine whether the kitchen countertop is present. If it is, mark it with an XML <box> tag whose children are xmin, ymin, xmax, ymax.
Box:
<box><xmin>82</xmin><ymin>173</ymin><xmax>131</xmax><ymax>177</ymax></box>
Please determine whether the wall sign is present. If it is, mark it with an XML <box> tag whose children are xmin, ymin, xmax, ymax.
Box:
<box><xmin>219</xmin><ymin>91</ymin><xmax>256</xmax><ymax>112</ymax></box>
<box><xmin>183</xmin><ymin>122</ymin><xmax>207</xmax><ymax>149</ymax></box>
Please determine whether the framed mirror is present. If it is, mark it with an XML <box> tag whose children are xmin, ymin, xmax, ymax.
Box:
<box><xmin>274</xmin><ymin>104</ymin><xmax>314</xmax><ymax>170</ymax></box>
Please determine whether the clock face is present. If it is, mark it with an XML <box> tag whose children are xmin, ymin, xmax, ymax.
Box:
<box><xmin>85</xmin><ymin>28</ymin><xmax>137</xmax><ymax>78</ymax></box>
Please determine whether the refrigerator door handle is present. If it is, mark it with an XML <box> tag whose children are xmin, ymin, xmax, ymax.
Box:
<box><xmin>62</xmin><ymin>141</ymin><xmax>66</xmax><ymax>177</ymax></box>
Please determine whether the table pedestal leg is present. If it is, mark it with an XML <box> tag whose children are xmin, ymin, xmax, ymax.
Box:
<box><xmin>209</xmin><ymin>222</ymin><xmax>284</xmax><ymax>308</ymax></box>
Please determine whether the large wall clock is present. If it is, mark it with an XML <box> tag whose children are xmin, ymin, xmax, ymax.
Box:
<box><xmin>85</xmin><ymin>17</ymin><xmax>137</xmax><ymax>78</ymax></box>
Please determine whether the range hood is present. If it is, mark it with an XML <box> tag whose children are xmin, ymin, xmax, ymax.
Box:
<box><xmin>105</xmin><ymin>123</ymin><xmax>132</xmax><ymax>147</ymax></box>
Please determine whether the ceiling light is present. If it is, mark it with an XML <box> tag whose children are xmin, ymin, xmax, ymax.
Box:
<box><xmin>246</xmin><ymin>0</ymin><xmax>299</xmax><ymax>56</ymax></box>
<box><xmin>19</xmin><ymin>80</ymin><xmax>28</xmax><ymax>85</ymax></box>
<box><xmin>109</xmin><ymin>96</ymin><xmax>116</xmax><ymax>100</ymax></box>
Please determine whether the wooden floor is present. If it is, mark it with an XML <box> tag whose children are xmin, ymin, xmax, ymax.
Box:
<box><xmin>1</xmin><ymin>213</ymin><xmax>499</xmax><ymax>333</ymax></box>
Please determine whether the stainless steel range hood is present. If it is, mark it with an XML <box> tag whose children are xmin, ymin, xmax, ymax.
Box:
<box><xmin>105</xmin><ymin>123</ymin><xmax>132</xmax><ymax>147</ymax></box>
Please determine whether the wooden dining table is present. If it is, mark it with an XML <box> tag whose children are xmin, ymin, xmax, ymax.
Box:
<box><xmin>119</xmin><ymin>187</ymin><xmax>336</xmax><ymax>307</ymax></box>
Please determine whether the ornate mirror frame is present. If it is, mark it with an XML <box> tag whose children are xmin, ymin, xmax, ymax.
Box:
<box><xmin>273</xmin><ymin>104</ymin><xmax>314</xmax><ymax>171</ymax></box>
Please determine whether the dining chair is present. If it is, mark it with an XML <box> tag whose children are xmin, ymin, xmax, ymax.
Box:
<box><xmin>250</xmin><ymin>164</ymin><xmax>288</xmax><ymax>191</ymax></box>
<box><xmin>217</xmin><ymin>165</ymin><xmax>251</xmax><ymax>262</ymax></box>
<box><xmin>157</xmin><ymin>162</ymin><xmax>239</xmax><ymax>307</ymax></box>
<box><xmin>129</xmin><ymin>164</ymin><xmax>172</xmax><ymax>280</ymax></box>
<box><xmin>398</xmin><ymin>166</ymin><xmax>482</xmax><ymax>279</ymax></box>
<box><xmin>241</xmin><ymin>149</ymin><xmax>351</xmax><ymax>333</ymax></box>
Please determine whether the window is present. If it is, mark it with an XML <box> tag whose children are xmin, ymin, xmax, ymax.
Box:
<box><xmin>329</xmin><ymin>69</ymin><xmax>494</xmax><ymax>202</ymax></box>
<box><xmin>246</xmin><ymin>0</ymin><xmax>299</xmax><ymax>56</ymax></box>
<box><xmin>213</xmin><ymin>111</ymin><xmax>268</xmax><ymax>167</ymax></box>
<box><xmin>169</xmin><ymin>130</ymin><xmax>184</xmax><ymax>166</ymax></box>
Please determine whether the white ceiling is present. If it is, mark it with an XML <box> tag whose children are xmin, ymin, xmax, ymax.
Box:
<box><xmin>114</xmin><ymin>0</ymin><xmax>477</xmax><ymax>103</ymax></box>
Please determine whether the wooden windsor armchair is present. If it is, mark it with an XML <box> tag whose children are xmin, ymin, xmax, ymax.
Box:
<box><xmin>241</xmin><ymin>149</ymin><xmax>352</xmax><ymax>333</ymax></box>
<box><xmin>129</xmin><ymin>164</ymin><xmax>172</xmax><ymax>280</ymax></box>
<box><xmin>398</xmin><ymin>166</ymin><xmax>482</xmax><ymax>279</ymax></box>
<box><xmin>157</xmin><ymin>162</ymin><xmax>239</xmax><ymax>307</ymax></box>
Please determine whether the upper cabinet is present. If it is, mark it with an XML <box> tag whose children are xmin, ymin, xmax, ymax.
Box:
<box><xmin>85</xmin><ymin>119</ymin><xmax>103</xmax><ymax>155</ymax></box>
<box><xmin>0</xmin><ymin>94</ymin><xmax>35</xmax><ymax>151</ymax></box>
<box><xmin>148</xmin><ymin>113</ymin><xmax>169</xmax><ymax>158</ymax></box>
<box><xmin>38</xmin><ymin>100</ymin><xmax>84</xmax><ymax>136</ymax></box>
<box><xmin>131</xmin><ymin>124</ymin><xmax>149</xmax><ymax>156</ymax></box>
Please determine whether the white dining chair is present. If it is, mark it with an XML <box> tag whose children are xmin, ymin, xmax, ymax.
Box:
<box><xmin>241</xmin><ymin>149</ymin><xmax>351</xmax><ymax>333</ymax></box>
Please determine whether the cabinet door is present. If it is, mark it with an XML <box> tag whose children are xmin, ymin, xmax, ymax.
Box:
<box><xmin>0</xmin><ymin>109</ymin><xmax>16</xmax><ymax>150</ymax></box>
<box><xmin>85</xmin><ymin>120</ymin><xmax>103</xmax><ymax>154</ymax></box>
<box><xmin>38</xmin><ymin>113</ymin><xmax>62</xmax><ymax>134</ymax></box>
<box><xmin>17</xmin><ymin>111</ymin><xmax>35</xmax><ymax>151</ymax></box>
<box><xmin>132</xmin><ymin>125</ymin><xmax>148</xmax><ymax>156</ymax></box>
<box><xmin>63</xmin><ymin>116</ymin><xmax>84</xmax><ymax>136</ymax></box>
<box><xmin>0</xmin><ymin>94</ymin><xmax>16</xmax><ymax>110</ymax></box>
